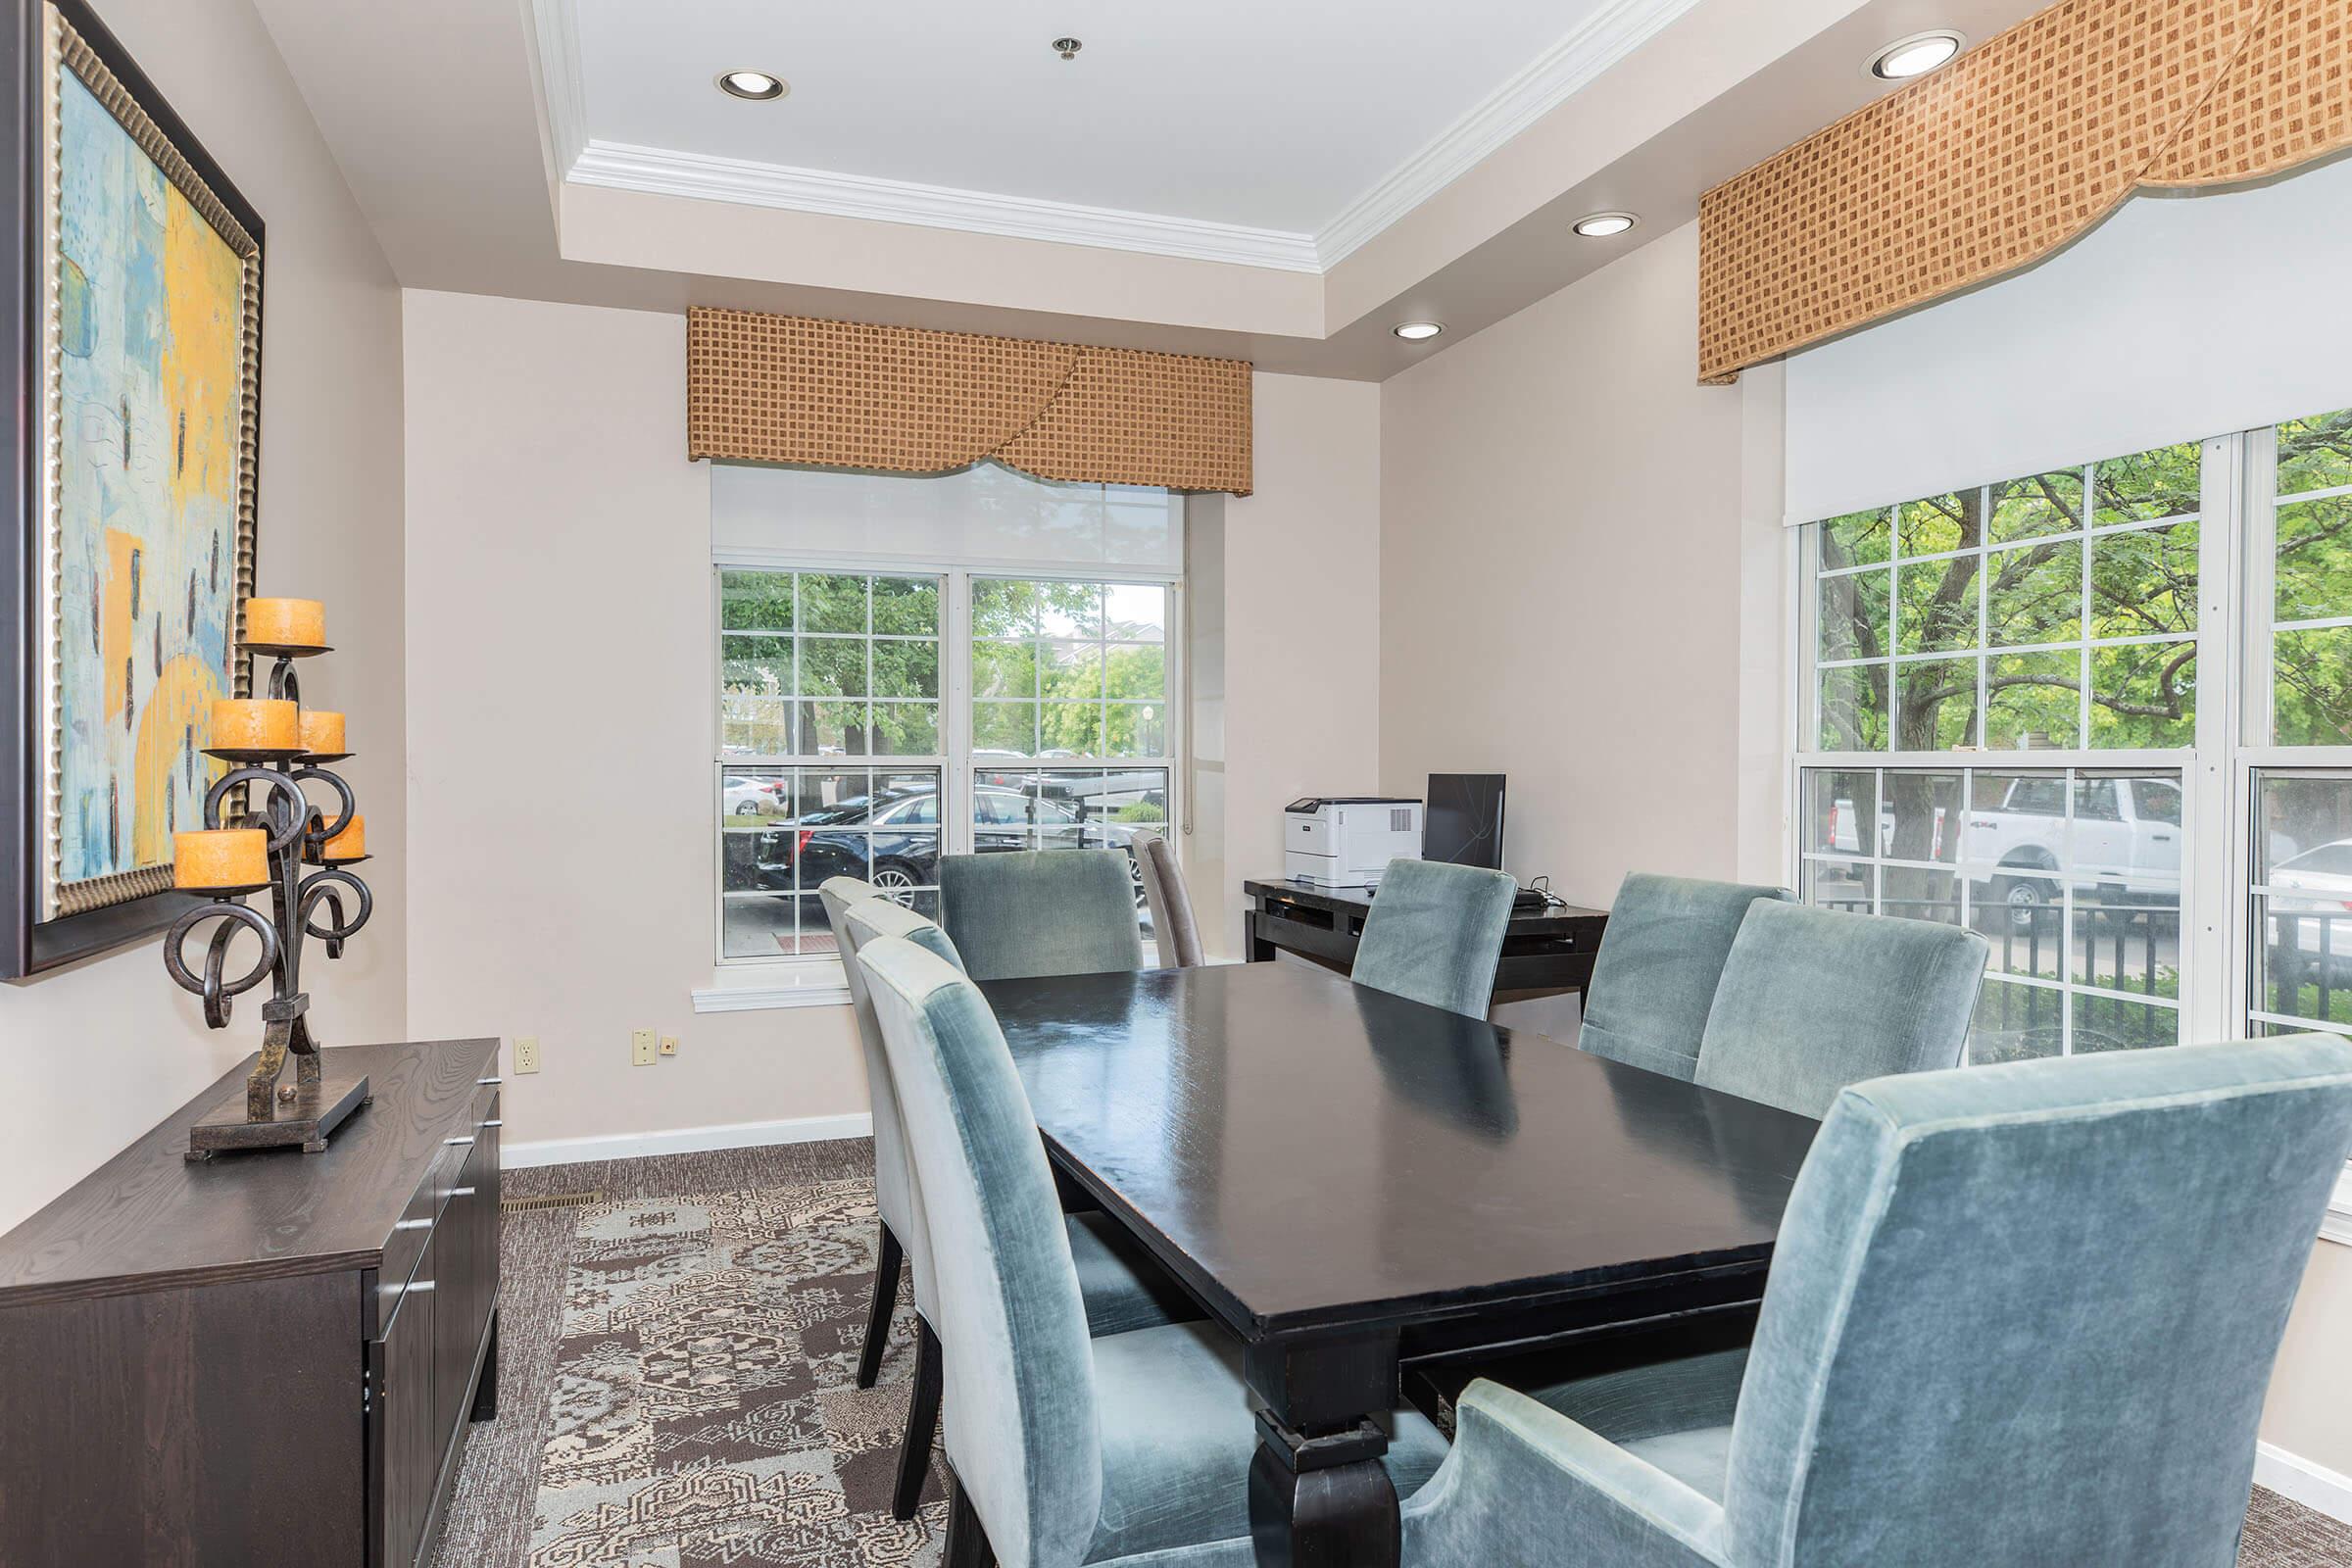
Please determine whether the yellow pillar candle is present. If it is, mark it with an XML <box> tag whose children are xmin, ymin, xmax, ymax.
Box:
<box><xmin>211</xmin><ymin>698</ymin><xmax>300</xmax><ymax>751</ymax></box>
<box><xmin>245</xmin><ymin>597</ymin><xmax>325</xmax><ymax>647</ymax></box>
<box><xmin>320</xmin><ymin>814</ymin><xmax>366</xmax><ymax>859</ymax></box>
<box><xmin>299</xmin><ymin>710</ymin><xmax>346</xmax><ymax>755</ymax></box>
<box><xmin>174</xmin><ymin>828</ymin><xmax>268</xmax><ymax>889</ymax></box>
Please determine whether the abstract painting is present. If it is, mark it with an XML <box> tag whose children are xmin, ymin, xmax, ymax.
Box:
<box><xmin>1</xmin><ymin>0</ymin><xmax>263</xmax><ymax>976</ymax></box>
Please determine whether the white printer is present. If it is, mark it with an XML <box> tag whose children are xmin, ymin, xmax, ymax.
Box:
<box><xmin>1283</xmin><ymin>797</ymin><xmax>1424</xmax><ymax>887</ymax></box>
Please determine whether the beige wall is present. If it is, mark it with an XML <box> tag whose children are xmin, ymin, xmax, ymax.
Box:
<box><xmin>1194</xmin><ymin>374</ymin><xmax>1384</xmax><ymax>955</ymax></box>
<box><xmin>0</xmin><ymin>0</ymin><xmax>407</xmax><ymax>1235</ymax></box>
<box><xmin>401</xmin><ymin>290</ymin><xmax>865</xmax><ymax>1154</ymax></box>
<box><xmin>1378</xmin><ymin>220</ymin><xmax>1747</xmax><ymax>908</ymax></box>
<box><xmin>2267</xmin><ymin>1237</ymin><xmax>2352</xmax><ymax>1480</ymax></box>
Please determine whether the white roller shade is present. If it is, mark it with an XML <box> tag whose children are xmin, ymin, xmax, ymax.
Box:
<box><xmin>1785</xmin><ymin>155</ymin><xmax>2352</xmax><ymax>525</ymax></box>
<box><xmin>710</xmin><ymin>459</ymin><xmax>1183</xmax><ymax>576</ymax></box>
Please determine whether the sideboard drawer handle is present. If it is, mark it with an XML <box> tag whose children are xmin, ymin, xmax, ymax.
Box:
<box><xmin>478</xmin><ymin>1118</ymin><xmax>503</xmax><ymax>1129</ymax></box>
<box><xmin>405</xmin><ymin>1279</ymin><xmax>435</xmax><ymax>1294</ymax></box>
<box><xmin>445</xmin><ymin>1136</ymin><xmax>475</xmax><ymax>1146</ymax></box>
<box><xmin>478</xmin><ymin>1076</ymin><xmax>503</xmax><ymax>1086</ymax></box>
<box><xmin>450</xmin><ymin>1187</ymin><xmax>475</xmax><ymax>1198</ymax></box>
<box><xmin>393</xmin><ymin>1217</ymin><xmax>433</xmax><ymax>1232</ymax></box>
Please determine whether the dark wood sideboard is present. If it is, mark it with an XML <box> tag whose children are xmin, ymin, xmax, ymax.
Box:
<box><xmin>0</xmin><ymin>1039</ymin><xmax>503</xmax><ymax>1568</ymax></box>
<box><xmin>1244</xmin><ymin>877</ymin><xmax>1609</xmax><ymax>999</ymax></box>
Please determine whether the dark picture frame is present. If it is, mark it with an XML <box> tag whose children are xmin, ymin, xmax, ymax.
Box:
<box><xmin>2</xmin><ymin>0</ymin><xmax>265</xmax><ymax>978</ymax></box>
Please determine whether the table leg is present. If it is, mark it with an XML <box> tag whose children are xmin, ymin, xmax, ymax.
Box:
<box><xmin>1244</xmin><ymin>1333</ymin><xmax>1401</xmax><ymax>1568</ymax></box>
<box><xmin>1247</xmin><ymin>911</ymin><xmax>1277</xmax><ymax>962</ymax></box>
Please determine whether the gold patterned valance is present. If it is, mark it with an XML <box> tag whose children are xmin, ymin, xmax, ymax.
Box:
<box><xmin>1698</xmin><ymin>0</ymin><xmax>2352</xmax><ymax>384</ymax></box>
<box><xmin>686</xmin><ymin>308</ymin><xmax>1253</xmax><ymax>496</ymax></box>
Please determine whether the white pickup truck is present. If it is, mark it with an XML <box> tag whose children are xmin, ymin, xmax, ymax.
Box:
<box><xmin>1964</xmin><ymin>775</ymin><xmax>2182</xmax><ymax>926</ymax></box>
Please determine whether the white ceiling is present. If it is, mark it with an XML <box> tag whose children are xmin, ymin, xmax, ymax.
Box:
<box><xmin>569</xmin><ymin>0</ymin><xmax>1632</xmax><ymax>241</ymax></box>
<box><xmin>248</xmin><ymin>0</ymin><xmax>2049</xmax><ymax>377</ymax></box>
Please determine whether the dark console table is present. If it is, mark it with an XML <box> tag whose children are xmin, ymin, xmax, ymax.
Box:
<box><xmin>0</xmin><ymin>1039</ymin><xmax>502</xmax><ymax>1568</ymax></box>
<box><xmin>1245</xmin><ymin>877</ymin><xmax>1608</xmax><ymax>1002</ymax></box>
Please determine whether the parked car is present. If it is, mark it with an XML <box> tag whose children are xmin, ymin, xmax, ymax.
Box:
<box><xmin>2266</xmin><ymin>838</ymin><xmax>2352</xmax><ymax>981</ymax></box>
<box><xmin>1825</xmin><ymin>797</ymin><xmax>1898</xmax><ymax>856</ymax></box>
<box><xmin>726</xmin><ymin>783</ymin><xmax>1148</xmax><ymax>911</ymax></box>
<box><xmin>722</xmin><ymin>773</ymin><xmax>787</xmax><ymax>816</ymax></box>
<box><xmin>1962</xmin><ymin>775</ymin><xmax>2181</xmax><ymax>930</ymax></box>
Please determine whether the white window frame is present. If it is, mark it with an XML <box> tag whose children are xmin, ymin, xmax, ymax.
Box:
<box><xmin>703</xmin><ymin>547</ymin><xmax>1182</xmax><ymax>1000</ymax></box>
<box><xmin>1789</xmin><ymin>416</ymin><xmax>2352</xmax><ymax>1232</ymax></box>
<box><xmin>1793</xmin><ymin>434</ymin><xmax>2230</xmax><ymax>1049</ymax></box>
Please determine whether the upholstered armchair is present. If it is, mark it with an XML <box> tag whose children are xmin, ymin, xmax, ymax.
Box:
<box><xmin>1396</xmin><ymin>1037</ymin><xmax>2352</xmax><ymax>1567</ymax></box>
<box><xmin>1691</xmin><ymin>900</ymin><xmax>1988</xmax><ymax>1117</ymax></box>
<box><xmin>1126</xmin><ymin>827</ymin><xmax>1205</xmax><ymax>967</ymax></box>
<box><xmin>938</xmin><ymin>850</ymin><xmax>1146</xmax><ymax>982</ymax></box>
<box><xmin>827</xmin><ymin>887</ymin><xmax>1192</xmax><ymax>1521</ymax></box>
<box><xmin>1577</xmin><ymin>874</ymin><xmax>1793</xmax><ymax>1079</ymax></box>
<box><xmin>856</xmin><ymin>934</ymin><xmax>1450</xmax><ymax>1568</ymax></box>
<box><xmin>1351</xmin><ymin>858</ymin><xmax>1519</xmax><ymax>1018</ymax></box>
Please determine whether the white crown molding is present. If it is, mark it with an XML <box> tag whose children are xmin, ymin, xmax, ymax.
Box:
<box><xmin>1312</xmin><ymin>0</ymin><xmax>1703</xmax><ymax>269</ymax></box>
<box><xmin>527</xmin><ymin>0</ymin><xmax>587</xmax><ymax>180</ymax></box>
<box><xmin>569</xmin><ymin>139</ymin><xmax>1326</xmax><ymax>273</ymax></box>
<box><xmin>528</xmin><ymin>0</ymin><xmax>1694</xmax><ymax>276</ymax></box>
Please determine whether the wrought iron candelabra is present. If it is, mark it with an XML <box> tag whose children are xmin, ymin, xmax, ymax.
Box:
<box><xmin>165</xmin><ymin>643</ymin><xmax>374</xmax><ymax>1158</ymax></box>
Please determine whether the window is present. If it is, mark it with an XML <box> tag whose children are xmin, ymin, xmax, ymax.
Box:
<box><xmin>1803</xmin><ymin>438</ymin><xmax>2204</xmax><ymax>1065</ymax></box>
<box><xmin>1800</xmin><ymin>404</ymin><xmax>2352</xmax><ymax>1096</ymax></box>
<box><xmin>717</xmin><ymin>570</ymin><xmax>946</xmax><ymax>957</ymax></box>
<box><xmin>1798</xmin><ymin>766</ymin><xmax>2180</xmax><ymax>1062</ymax></box>
<box><xmin>711</xmin><ymin>496</ymin><xmax>1179</xmax><ymax>969</ymax></box>
<box><xmin>2250</xmin><ymin>406</ymin><xmax>2352</xmax><ymax>1040</ymax></box>
<box><xmin>1814</xmin><ymin>445</ymin><xmax>2201</xmax><ymax>755</ymax></box>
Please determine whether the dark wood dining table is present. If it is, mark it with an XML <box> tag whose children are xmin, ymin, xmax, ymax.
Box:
<box><xmin>982</xmin><ymin>958</ymin><xmax>1821</xmax><ymax>1568</ymax></box>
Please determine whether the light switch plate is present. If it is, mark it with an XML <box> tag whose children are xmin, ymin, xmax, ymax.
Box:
<box><xmin>631</xmin><ymin>1029</ymin><xmax>658</xmax><ymax>1066</ymax></box>
<box><xmin>514</xmin><ymin>1036</ymin><xmax>541</xmax><ymax>1074</ymax></box>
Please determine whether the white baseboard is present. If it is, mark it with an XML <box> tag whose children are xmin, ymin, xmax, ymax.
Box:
<box><xmin>501</xmin><ymin>1111</ymin><xmax>873</xmax><ymax>1169</ymax></box>
<box><xmin>2256</xmin><ymin>1441</ymin><xmax>2352</xmax><ymax>1524</ymax></box>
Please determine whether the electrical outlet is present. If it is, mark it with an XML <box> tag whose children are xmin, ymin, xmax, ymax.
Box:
<box><xmin>631</xmin><ymin>1028</ymin><xmax>658</xmax><ymax>1066</ymax></box>
<box><xmin>513</xmin><ymin>1036</ymin><xmax>541</xmax><ymax>1074</ymax></box>
<box><xmin>660</xmin><ymin>1034</ymin><xmax>679</xmax><ymax>1057</ymax></box>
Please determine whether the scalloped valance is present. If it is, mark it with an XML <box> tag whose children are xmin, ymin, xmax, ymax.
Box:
<box><xmin>685</xmin><ymin>308</ymin><xmax>1253</xmax><ymax>496</ymax></box>
<box><xmin>1698</xmin><ymin>0</ymin><xmax>2352</xmax><ymax>384</ymax></box>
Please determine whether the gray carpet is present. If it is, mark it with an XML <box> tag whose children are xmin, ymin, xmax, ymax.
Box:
<box><xmin>429</xmin><ymin>1140</ymin><xmax>877</xmax><ymax>1568</ymax></box>
<box><xmin>432</xmin><ymin>1139</ymin><xmax>2352</xmax><ymax>1568</ymax></box>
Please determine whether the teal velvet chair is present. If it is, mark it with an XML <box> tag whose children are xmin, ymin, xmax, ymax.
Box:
<box><xmin>1577</xmin><ymin>874</ymin><xmax>1793</xmax><ymax>1081</ymax></box>
<box><xmin>1691</xmin><ymin>900</ymin><xmax>1989</xmax><ymax>1117</ymax></box>
<box><xmin>939</xmin><ymin>850</ymin><xmax>1146</xmax><ymax>983</ymax></box>
<box><xmin>855</xmin><ymin>933</ymin><xmax>1451</xmax><ymax>1568</ymax></box>
<box><xmin>1351</xmin><ymin>859</ymin><xmax>1520</xmax><ymax>1018</ymax></box>
<box><xmin>832</xmin><ymin>891</ymin><xmax>1196</xmax><ymax>1522</ymax></box>
<box><xmin>1396</xmin><ymin>1038</ymin><xmax>2352</xmax><ymax>1568</ymax></box>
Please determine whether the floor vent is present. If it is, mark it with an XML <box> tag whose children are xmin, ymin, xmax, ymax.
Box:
<box><xmin>501</xmin><ymin>1190</ymin><xmax>604</xmax><ymax>1213</ymax></box>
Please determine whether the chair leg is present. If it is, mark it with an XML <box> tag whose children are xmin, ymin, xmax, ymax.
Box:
<box><xmin>892</xmin><ymin>1318</ymin><xmax>944</xmax><ymax>1521</ymax></box>
<box><xmin>856</xmin><ymin>1219</ymin><xmax>903</xmax><ymax>1391</ymax></box>
<box><xmin>944</xmin><ymin>1464</ymin><xmax>996</xmax><ymax>1568</ymax></box>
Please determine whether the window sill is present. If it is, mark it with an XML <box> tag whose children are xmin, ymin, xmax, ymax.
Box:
<box><xmin>693</xmin><ymin>961</ymin><xmax>852</xmax><ymax>1013</ymax></box>
<box><xmin>2324</xmin><ymin>1167</ymin><xmax>2352</xmax><ymax>1250</ymax></box>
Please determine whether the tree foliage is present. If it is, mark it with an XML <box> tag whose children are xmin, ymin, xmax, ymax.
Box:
<box><xmin>719</xmin><ymin>571</ymin><xmax>1166</xmax><ymax>760</ymax></box>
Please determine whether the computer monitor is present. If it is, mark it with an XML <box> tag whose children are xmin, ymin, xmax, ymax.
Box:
<box><xmin>1424</xmin><ymin>774</ymin><xmax>1506</xmax><ymax>871</ymax></box>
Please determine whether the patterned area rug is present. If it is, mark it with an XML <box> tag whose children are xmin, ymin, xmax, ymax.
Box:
<box><xmin>514</xmin><ymin>1163</ymin><xmax>2352</xmax><ymax>1568</ymax></box>
<box><xmin>531</xmin><ymin>1176</ymin><xmax>947</xmax><ymax>1566</ymax></box>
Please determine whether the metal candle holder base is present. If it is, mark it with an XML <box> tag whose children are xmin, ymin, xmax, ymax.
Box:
<box><xmin>167</xmin><ymin>648</ymin><xmax>374</xmax><ymax>1158</ymax></box>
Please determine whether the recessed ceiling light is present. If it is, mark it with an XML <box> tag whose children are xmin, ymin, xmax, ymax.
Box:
<box><xmin>717</xmin><ymin>70</ymin><xmax>788</xmax><ymax>101</ymax></box>
<box><xmin>1393</xmin><ymin>321</ymin><xmax>1444</xmax><ymax>342</ymax></box>
<box><xmin>1573</xmin><ymin>211</ymin><xmax>1639</xmax><ymax>239</ymax></box>
<box><xmin>1869</xmin><ymin>29</ymin><xmax>1963</xmax><ymax>80</ymax></box>
<box><xmin>1053</xmin><ymin>36</ymin><xmax>1084</xmax><ymax>60</ymax></box>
